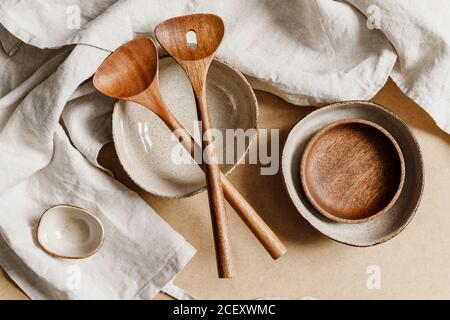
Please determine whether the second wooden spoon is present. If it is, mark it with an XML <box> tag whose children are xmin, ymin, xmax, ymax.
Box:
<box><xmin>155</xmin><ymin>14</ymin><xmax>233</xmax><ymax>277</ymax></box>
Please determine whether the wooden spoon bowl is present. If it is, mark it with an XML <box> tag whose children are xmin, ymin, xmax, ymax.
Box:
<box><xmin>154</xmin><ymin>14</ymin><xmax>224</xmax><ymax>62</ymax></box>
<box><xmin>300</xmin><ymin>119</ymin><xmax>405</xmax><ymax>224</ymax></box>
<box><xmin>93</xmin><ymin>38</ymin><xmax>158</xmax><ymax>100</ymax></box>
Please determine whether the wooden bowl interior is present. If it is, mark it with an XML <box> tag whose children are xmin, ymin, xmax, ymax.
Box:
<box><xmin>301</xmin><ymin>120</ymin><xmax>404</xmax><ymax>222</ymax></box>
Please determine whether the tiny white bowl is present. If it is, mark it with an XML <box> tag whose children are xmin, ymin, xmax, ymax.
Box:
<box><xmin>37</xmin><ymin>205</ymin><xmax>104</xmax><ymax>259</ymax></box>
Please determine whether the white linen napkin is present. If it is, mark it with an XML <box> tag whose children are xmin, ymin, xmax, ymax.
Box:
<box><xmin>0</xmin><ymin>0</ymin><xmax>449</xmax><ymax>300</ymax></box>
<box><xmin>0</xmin><ymin>22</ymin><xmax>196</xmax><ymax>300</ymax></box>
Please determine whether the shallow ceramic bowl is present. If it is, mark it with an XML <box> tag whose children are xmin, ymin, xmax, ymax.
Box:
<box><xmin>37</xmin><ymin>205</ymin><xmax>104</xmax><ymax>259</ymax></box>
<box><xmin>282</xmin><ymin>101</ymin><xmax>423</xmax><ymax>246</ymax></box>
<box><xmin>113</xmin><ymin>57</ymin><xmax>258</xmax><ymax>198</ymax></box>
<box><xmin>300</xmin><ymin>119</ymin><xmax>405</xmax><ymax>224</ymax></box>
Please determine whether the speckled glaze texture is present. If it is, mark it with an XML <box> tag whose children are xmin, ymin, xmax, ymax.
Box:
<box><xmin>113</xmin><ymin>57</ymin><xmax>258</xmax><ymax>198</ymax></box>
<box><xmin>282</xmin><ymin>101</ymin><xmax>424</xmax><ymax>247</ymax></box>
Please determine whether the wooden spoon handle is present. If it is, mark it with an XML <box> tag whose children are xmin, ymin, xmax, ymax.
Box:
<box><xmin>204</xmin><ymin>149</ymin><xmax>235</xmax><ymax>278</ymax></box>
<box><xmin>195</xmin><ymin>88</ymin><xmax>235</xmax><ymax>278</ymax></box>
<box><xmin>220</xmin><ymin>172</ymin><xmax>287</xmax><ymax>259</ymax></box>
<box><xmin>163</xmin><ymin>106</ymin><xmax>287</xmax><ymax>260</ymax></box>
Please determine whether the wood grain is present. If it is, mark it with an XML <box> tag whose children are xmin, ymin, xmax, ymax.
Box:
<box><xmin>300</xmin><ymin>119</ymin><xmax>405</xmax><ymax>223</ymax></box>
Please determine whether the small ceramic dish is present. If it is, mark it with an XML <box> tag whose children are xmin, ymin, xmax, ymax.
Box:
<box><xmin>113</xmin><ymin>57</ymin><xmax>258</xmax><ymax>198</ymax></box>
<box><xmin>300</xmin><ymin>119</ymin><xmax>405</xmax><ymax>224</ymax></box>
<box><xmin>37</xmin><ymin>205</ymin><xmax>104</xmax><ymax>259</ymax></box>
<box><xmin>282</xmin><ymin>101</ymin><xmax>423</xmax><ymax>247</ymax></box>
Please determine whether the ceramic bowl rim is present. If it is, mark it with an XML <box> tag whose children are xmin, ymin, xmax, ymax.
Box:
<box><xmin>37</xmin><ymin>204</ymin><xmax>105</xmax><ymax>259</ymax></box>
<box><xmin>300</xmin><ymin>118</ymin><xmax>406</xmax><ymax>224</ymax></box>
<box><xmin>112</xmin><ymin>57</ymin><xmax>259</xmax><ymax>198</ymax></box>
<box><xmin>281</xmin><ymin>100</ymin><xmax>424</xmax><ymax>247</ymax></box>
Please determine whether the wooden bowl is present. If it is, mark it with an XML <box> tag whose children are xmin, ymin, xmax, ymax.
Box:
<box><xmin>282</xmin><ymin>101</ymin><xmax>423</xmax><ymax>246</ymax></box>
<box><xmin>300</xmin><ymin>119</ymin><xmax>405</xmax><ymax>224</ymax></box>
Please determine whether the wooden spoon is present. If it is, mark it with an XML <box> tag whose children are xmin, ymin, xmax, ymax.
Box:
<box><xmin>93</xmin><ymin>37</ymin><xmax>287</xmax><ymax>276</ymax></box>
<box><xmin>155</xmin><ymin>14</ymin><xmax>233</xmax><ymax>277</ymax></box>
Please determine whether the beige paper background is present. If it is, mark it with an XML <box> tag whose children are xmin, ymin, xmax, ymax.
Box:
<box><xmin>1</xmin><ymin>79</ymin><xmax>449</xmax><ymax>300</ymax></box>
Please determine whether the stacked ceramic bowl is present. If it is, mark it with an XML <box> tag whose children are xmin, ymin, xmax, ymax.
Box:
<box><xmin>282</xmin><ymin>101</ymin><xmax>423</xmax><ymax>246</ymax></box>
<box><xmin>113</xmin><ymin>57</ymin><xmax>258</xmax><ymax>198</ymax></box>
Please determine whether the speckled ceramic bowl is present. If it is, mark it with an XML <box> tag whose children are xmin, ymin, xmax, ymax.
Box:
<box><xmin>113</xmin><ymin>57</ymin><xmax>258</xmax><ymax>198</ymax></box>
<box><xmin>282</xmin><ymin>101</ymin><xmax>423</xmax><ymax>246</ymax></box>
<box><xmin>37</xmin><ymin>205</ymin><xmax>104</xmax><ymax>259</ymax></box>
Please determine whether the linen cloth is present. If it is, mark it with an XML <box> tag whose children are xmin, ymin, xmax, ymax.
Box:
<box><xmin>0</xmin><ymin>0</ymin><xmax>449</xmax><ymax>299</ymax></box>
